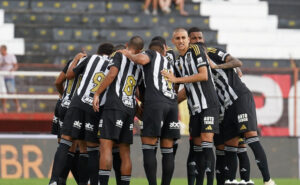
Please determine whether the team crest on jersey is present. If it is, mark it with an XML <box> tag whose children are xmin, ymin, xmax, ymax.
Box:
<box><xmin>73</xmin><ymin>120</ymin><xmax>82</xmax><ymax>129</ymax></box>
<box><xmin>85</xmin><ymin>123</ymin><xmax>94</xmax><ymax>131</ymax></box>
<box><xmin>116</xmin><ymin>120</ymin><xmax>123</xmax><ymax>128</ymax></box>
<box><xmin>238</xmin><ymin>114</ymin><xmax>248</xmax><ymax>123</ymax></box>
<box><xmin>169</xmin><ymin>122</ymin><xmax>180</xmax><ymax>129</ymax></box>
<box><xmin>204</xmin><ymin>117</ymin><xmax>214</xmax><ymax>125</ymax></box>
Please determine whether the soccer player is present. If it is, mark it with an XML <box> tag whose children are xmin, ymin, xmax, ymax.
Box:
<box><xmin>49</xmin><ymin>53</ymin><xmax>86</xmax><ymax>185</ymax></box>
<box><xmin>161</xmin><ymin>28</ymin><xmax>220</xmax><ymax>185</ymax></box>
<box><xmin>49</xmin><ymin>43</ymin><xmax>114</xmax><ymax>185</ymax></box>
<box><xmin>120</xmin><ymin>39</ymin><xmax>180</xmax><ymax>185</ymax></box>
<box><xmin>188</xmin><ymin>27</ymin><xmax>276</xmax><ymax>185</ymax></box>
<box><xmin>151</xmin><ymin>36</ymin><xmax>179</xmax><ymax>158</ymax></box>
<box><xmin>93</xmin><ymin>36</ymin><xmax>144</xmax><ymax>185</ymax></box>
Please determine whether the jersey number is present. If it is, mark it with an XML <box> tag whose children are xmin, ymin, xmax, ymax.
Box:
<box><xmin>123</xmin><ymin>76</ymin><xmax>136</xmax><ymax>96</ymax></box>
<box><xmin>91</xmin><ymin>72</ymin><xmax>105</xmax><ymax>92</ymax></box>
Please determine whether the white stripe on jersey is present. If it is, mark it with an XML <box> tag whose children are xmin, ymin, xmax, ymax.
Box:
<box><xmin>153</xmin><ymin>53</ymin><xmax>161</xmax><ymax>90</ymax></box>
<box><xmin>77</xmin><ymin>55</ymin><xmax>98</xmax><ymax>95</ymax></box>
<box><xmin>211</xmin><ymin>60</ymin><xmax>238</xmax><ymax>108</ymax></box>
<box><xmin>116</xmin><ymin>55</ymin><xmax>127</xmax><ymax>97</ymax></box>
<box><xmin>161</xmin><ymin>55</ymin><xmax>169</xmax><ymax>93</ymax></box>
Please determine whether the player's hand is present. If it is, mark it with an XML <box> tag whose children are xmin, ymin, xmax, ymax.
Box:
<box><xmin>118</xmin><ymin>49</ymin><xmax>129</xmax><ymax>57</ymax></box>
<box><xmin>75</xmin><ymin>52</ymin><xmax>87</xmax><ymax>61</ymax></box>
<box><xmin>236</xmin><ymin>68</ymin><xmax>243</xmax><ymax>78</ymax></box>
<box><xmin>161</xmin><ymin>70</ymin><xmax>177</xmax><ymax>83</ymax></box>
<box><xmin>93</xmin><ymin>94</ymin><xmax>100</xmax><ymax>112</ymax></box>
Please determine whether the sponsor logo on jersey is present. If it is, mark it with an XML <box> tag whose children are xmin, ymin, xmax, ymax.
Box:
<box><xmin>122</xmin><ymin>97</ymin><xmax>133</xmax><ymax>108</ymax></box>
<box><xmin>82</xmin><ymin>95</ymin><xmax>93</xmax><ymax>106</ymax></box>
<box><xmin>218</xmin><ymin>51</ymin><xmax>225</xmax><ymax>58</ymax></box>
<box><xmin>129</xmin><ymin>123</ymin><xmax>133</xmax><ymax>131</ymax></box>
<box><xmin>85</xmin><ymin>123</ymin><xmax>94</xmax><ymax>131</ymax></box>
<box><xmin>116</xmin><ymin>120</ymin><xmax>123</xmax><ymax>128</ymax></box>
<box><xmin>241</xmin><ymin>168</ymin><xmax>247</xmax><ymax>172</ymax></box>
<box><xmin>169</xmin><ymin>122</ymin><xmax>180</xmax><ymax>129</ymax></box>
<box><xmin>240</xmin><ymin>124</ymin><xmax>247</xmax><ymax>130</ymax></box>
<box><xmin>197</xmin><ymin>57</ymin><xmax>205</xmax><ymax>66</ymax></box>
<box><xmin>59</xmin><ymin>120</ymin><xmax>63</xmax><ymax>128</ymax></box>
<box><xmin>205</xmin><ymin>125</ymin><xmax>212</xmax><ymax>130</ymax></box>
<box><xmin>53</xmin><ymin>116</ymin><xmax>58</xmax><ymax>123</ymax></box>
<box><xmin>99</xmin><ymin>119</ymin><xmax>103</xmax><ymax>128</ymax></box>
<box><xmin>204</xmin><ymin>116</ymin><xmax>214</xmax><ymax>125</ymax></box>
<box><xmin>238</xmin><ymin>114</ymin><xmax>248</xmax><ymax>123</ymax></box>
<box><xmin>62</xmin><ymin>99</ymin><xmax>71</xmax><ymax>108</ymax></box>
<box><xmin>73</xmin><ymin>120</ymin><xmax>82</xmax><ymax>129</ymax></box>
<box><xmin>140</xmin><ymin>121</ymin><xmax>143</xmax><ymax>129</ymax></box>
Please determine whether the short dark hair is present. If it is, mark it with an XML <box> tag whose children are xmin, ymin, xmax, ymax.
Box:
<box><xmin>149</xmin><ymin>40</ymin><xmax>164</xmax><ymax>55</ymax></box>
<box><xmin>114</xmin><ymin>44</ymin><xmax>126</xmax><ymax>51</ymax></box>
<box><xmin>97</xmin><ymin>43</ymin><xmax>114</xmax><ymax>55</ymax></box>
<box><xmin>188</xmin><ymin>27</ymin><xmax>201</xmax><ymax>36</ymax></box>
<box><xmin>0</xmin><ymin>45</ymin><xmax>7</xmax><ymax>50</ymax></box>
<box><xmin>128</xmin><ymin>36</ymin><xmax>144</xmax><ymax>51</ymax></box>
<box><xmin>151</xmin><ymin>36</ymin><xmax>166</xmax><ymax>46</ymax></box>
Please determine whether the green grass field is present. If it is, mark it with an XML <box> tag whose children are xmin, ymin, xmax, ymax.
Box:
<box><xmin>0</xmin><ymin>178</ymin><xmax>299</xmax><ymax>185</ymax></box>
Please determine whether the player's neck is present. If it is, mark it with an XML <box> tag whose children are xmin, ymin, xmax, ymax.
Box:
<box><xmin>178</xmin><ymin>47</ymin><xmax>189</xmax><ymax>56</ymax></box>
<box><xmin>128</xmin><ymin>48</ymin><xmax>137</xmax><ymax>55</ymax></box>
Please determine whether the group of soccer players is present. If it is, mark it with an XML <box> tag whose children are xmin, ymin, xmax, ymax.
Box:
<box><xmin>49</xmin><ymin>27</ymin><xmax>276</xmax><ymax>185</ymax></box>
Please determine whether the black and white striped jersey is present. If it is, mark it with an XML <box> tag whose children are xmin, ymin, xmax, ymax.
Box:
<box><xmin>70</xmin><ymin>54</ymin><xmax>110</xmax><ymax>113</ymax></box>
<box><xmin>207</xmin><ymin>47</ymin><xmax>249</xmax><ymax>98</ymax></box>
<box><xmin>174</xmin><ymin>44</ymin><xmax>219</xmax><ymax>115</ymax></box>
<box><xmin>60</xmin><ymin>59</ymin><xmax>82</xmax><ymax>109</ymax></box>
<box><xmin>103</xmin><ymin>52</ymin><xmax>142</xmax><ymax>115</ymax></box>
<box><xmin>141</xmin><ymin>49</ymin><xmax>177</xmax><ymax>104</ymax></box>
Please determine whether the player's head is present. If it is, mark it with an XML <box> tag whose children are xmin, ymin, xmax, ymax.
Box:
<box><xmin>172</xmin><ymin>28</ymin><xmax>190</xmax><ymax>54</ymax></box>
<box><xmin>149</xmin><ymin>40</ymin><xmax>165</xmax><ymax>56</ymax></box>
<box><xmin>151</xmin><ymin>36</ymin><xmax>168</xmax><ymax>53</ymax></box>
<box><xmin>97</xmin><ymin>43</ymin><xmax>114</xmax><ymax>56</ymax></box>
<box><xmin>114</xmin><ymin>44</ymin><xmax>126</xmax><ymax>51</ymax></box>
<box><xmin>188</xmin><ymin>27</ymin><xmax>205</xmax><ymax>44</ymax></box>
<box><xmin>127</xmin><ymin>36</ymin><xmax>144</xmax><ymax>54</ymax></box>
<box><xmin>0</xmin><ymin>45</ymin><xmax>7</xmax><ymax>55</ymax></box>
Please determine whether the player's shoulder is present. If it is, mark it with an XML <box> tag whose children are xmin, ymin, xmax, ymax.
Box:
<box><xmin>189</xmin><ymin>44</ymin><xmax>201</xmax><ymax>56</ymax></box>
<box><xmin>207</xmin><ymin>47</ymin><xmax>218</xmax><ymax>54</ymax></box>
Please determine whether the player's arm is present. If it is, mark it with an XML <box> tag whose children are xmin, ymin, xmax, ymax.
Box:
<box><xmin>119</xmin><ymin>49</ymin><xmax>150</xmax><ymax>65</ymax></box>
<box><xmin>235</xmin><ymin>67</ymin><xmax>243</xmax><ymax>77</ymax></box>
<box><xmin>211</xmin><ymin>55</ymin><xmax>242</xmax><ymax>69</ymax></box>
<box><xmin>55</xmin><ymin>71</ymin><xmax>66</xmax><ymax>97</ymax></box>
<box><xmin>66</xmin><ymin>52</ymin><xmax>86</xmax><ymax>79</ymax></box>
<box><xmin>93</xmin><ymin>53</ymin><xmax>122</xmax><ymax>112</ymax></box>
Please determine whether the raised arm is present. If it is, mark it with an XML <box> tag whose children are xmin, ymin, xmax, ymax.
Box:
<box><xmin>66</xmin><ymin>52</ymin><xmax>86</xmax><ymax>79</ymax></box>
<box><xmin>119</xmin><ymin>49</ymin><xmax>150</xmax><ymax>65</ymax></box>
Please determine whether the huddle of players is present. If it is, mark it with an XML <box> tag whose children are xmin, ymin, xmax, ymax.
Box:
<box><xmin>49</xmin><ymin>27</ymin><xmax>275</xmax><ymax>185</ymax></box>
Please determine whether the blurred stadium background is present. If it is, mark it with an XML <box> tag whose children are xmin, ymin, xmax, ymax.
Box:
<box><xmin>0</xmin><ymin>0</ymin><xmax>300</xmax><ymax>184</ymax></box>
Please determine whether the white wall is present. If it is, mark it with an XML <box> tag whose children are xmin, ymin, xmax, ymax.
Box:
<box><xmin>0</xmin><ymin>9</ymin><xmax>24</xmax><ymax>55</ymax></box>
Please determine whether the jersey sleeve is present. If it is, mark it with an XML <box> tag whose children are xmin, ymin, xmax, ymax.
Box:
<box><xmin>62</xmin><ymin>59</ymin><xmax>73</xmax><ymax>73</ymax></box>
<box><xmin>207</xmin><ymin>47</ymin><xmax>230</xmax><ymax>64</ymax></box>
<box><xmin>72</xmin><ymin>56</ymin><xmax>89</xmax><ymax>75</ymax></box>
<box><xmin>109</xmin><ymin>52</ymin><xmax>122</xmax><ymax>70</ymax></box>
<box><xmin>190</xmin><ymin>44</ymin><xmax>208</xmax><ymax>68</ymax></box>
<box><xmin>144</xmin><ymin>50</ymin><xmax>155</xmax><ymax>61</ymax></box>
